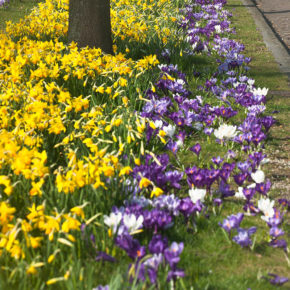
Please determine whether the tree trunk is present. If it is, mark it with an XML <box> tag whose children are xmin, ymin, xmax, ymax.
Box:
<box><xmin>68</xmin><ymin>0</ymin><xmax>113</xmax><ymax>54</ymax></box>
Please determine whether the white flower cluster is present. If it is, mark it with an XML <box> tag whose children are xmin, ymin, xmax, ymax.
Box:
<box><xmin>214</xmin><ymin>124</ymin><xmax>237</xmax><ymax>140</ymax></box>
<box><xmin>189</xmin><ymin>188</ymin><xmax>206</xmax><ymax>203</ymax></box>
<box><xmin>104</xmin><ymin>212</ymin><xmax>144</xmax><ymax>235</ymax></box>
<box><xmin>258</xmin><ymin>198</ymin><xmax>275</xmax><ymax>222</ymax></box>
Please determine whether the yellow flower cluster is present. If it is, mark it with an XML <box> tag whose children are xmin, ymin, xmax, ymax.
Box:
<box><xmin>111</xmin><ymin>0</ymin><xmax>178</xmax><ymax>44</ymax></box>
<box><xmin>5</xmin><ymin>0</ymin><xmax>69</xmax><ymax>40</ymax></box>
<box><xmin>5</xmin><ymin>0</ymin><xmax>179</xmax><ymax>45</ymax></box>
<box><xmin>0</xmin><ymin>201</ymin><xmax>85</xmax><ymax>261</ymax></box>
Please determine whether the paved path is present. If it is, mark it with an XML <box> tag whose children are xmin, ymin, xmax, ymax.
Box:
<box><xmin>241</xmin><ymin>0</ymin><xmax>290</xmax><ymax>78</ymax></box>
<box><xmin>252</xmin><ymin>0</ymin><xmax>290</xmax><ymax>52</ymax></box>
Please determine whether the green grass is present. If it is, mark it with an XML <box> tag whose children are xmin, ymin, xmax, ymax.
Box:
<box><xmin>177</xmin><ymin>201</ymin><xmax>289</xmax><ymax>289</ymax></box>
<box><xmin>226</xmin><ymin>0</ymin><xmax>289</xmax><ymax>91</ymax></box>
<box><xmin>0</xmin><ymin>0</ymin><xmax>41</xmax><ymax>31</ymax></box>
<box><xmin>225</xmin><ymin>0</ymin><xmax>290</xmax><ymax>201</ymax></box>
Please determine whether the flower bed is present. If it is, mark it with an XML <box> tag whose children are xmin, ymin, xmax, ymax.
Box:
<box><xmin>0</xmin><ymin>0</ymin><xmax>289</xmax><ymax>289</ymax></box>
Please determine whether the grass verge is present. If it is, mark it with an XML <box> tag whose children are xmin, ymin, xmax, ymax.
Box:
<box><xmin>0</xmin><ymin>0</ymin><xmax>42</xmax><ymax>31</ymax></box>
<box><xmin>226</xmin><ymin>0</ymin><xmax>290</xmax><ymax>200</ymax></box>
<box><xmin>226</xmin><ymin>0</ymin><xmax>289</xmax><ymax>91</ymax></box>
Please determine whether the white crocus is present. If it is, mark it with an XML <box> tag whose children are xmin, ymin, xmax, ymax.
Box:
<box><xmin>235</xmin><ymin>187</ymin><xmax>246</xmax><ymax>200</ymax></box>
<box><xmin>176</xmin><ymin>139</ymin><xmax>183</xmax><ymax>148</ymax></box>
<box><xmin>247</xmin><ymin>79</ymin><xmax>255</xmax><ymax>86</ymax></box>
<box><xmin>233</xmin><ymin>82</ymin><xmax>240</xmax><ymax>88</ymax></box>
<box><xmin>215</xmin><ymin>25</ymin><xmax>222</xmax><ymax>33</ymax></box>
<box><xmin>154</xmin><ymin>120</ymin><xmax>163</xmax><ymax>129</ymax></box>
<box><xmin>251</xmin><ymin>170</ymin><xmax>265</xmax><ymax>184</ymax></box>
<box><xmin>247</xmin><ymin>183</ymin><xmax>256</xmax><ymax>189</ymax></box>
<box><xmin>196</xmin><ymin>95</ymin><xmax>203</xmax><ymax>104</ymax></box>
<box><xmin>193</xmin><ymin>122</ymin><xmax>203</xmax><ymax>131</ymax></box>
<box><xmin>252</xmin><ymin>87</ymin><xmax>268</xmax><ymax>97</ymax></box>
<box><xmin>177</xmin><ymin>79</ymin><xmax>185</xmax><ymax>85</ymax></box>
<box><xmin>123</xmin><ymin>214</ymin><xmax>144</xmax><ymax>234</ymax></box>
<box><xmin>214</xmin><ymin>124</ymin><xmax>237</xmax><ymax>140</ymax></box>
<box><xmin>163</xmin><ymin>124</ymin><xmax>176</xmax><ymax>138</ymax></box>
<box><xmin>104</xmin><ymin>212</ymin><xmax>122</xmax><ymax>228</ymax></box>
<box><xmin>189</xmin><ymin>188</ymin><xmax>206</xmax><ymax>204</ymax></box>
<box><xmin>258</xmin><ymin>197</ymin><xmax>275</xmax><ymax>222</ymax></box>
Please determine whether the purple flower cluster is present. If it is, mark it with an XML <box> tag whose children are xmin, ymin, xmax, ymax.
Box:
<box><xmin>278</xmin><ymin>198</ymin><xmax>290</xmax><ymax>210</ymax></box>
<box><xmin>186</xmin><ymin>166</ymin><xmax>220</xmax><ymax>190</ymax></box>
<box><xmin>180</xmin><ymin>1</ymin><xmax>232</xmax><ymax>54</ymax></box>
<box><xmin>0</xmin><ymin>0</ymin><xmax>9</xmax><ymax>8</ymax></box>
<box><xmin>264</xmin><ymin>273</ymin><xmax>289</xmax><ymax>286</ymax></box>
<box><xmin>98</xmin><ymin>0</ymin><xmax>286</xmax><ymax>286</ymax></box>
<box><xmin>128</xmin><ymin>240</ymin><xmax>184</xmax><ymax>284</ymax></box>
<box><xmin>132</xmin><ymin>154</ymin><xmax>183</xmax><ymax>191</ymax></box>
<box><xmin>137</xmin><ymin>45</ymin><xmax>275</xmax><ymax>217</ymax></box>
<box><xmin>232</xmin><ymin>227</ymin><xmax>256</xmax><ymax>248</ymax></box>
<box><xmin>219</xmin><ymin>213</ymin><xmax>244</xmax><ymax>233</ymax></box>
<box><xmin>267</xmin><ymin>209</ymin><xmax>288</xmax><ymax>252</ymax></box>
<box><xmin>92</xmin><ymin>285</ymin><xmax>109</xmax><ymax>290</ymax></box>
<box><xmin>219</xmin><ymin>213</ymin><xmax>257</xmax><ymax>248</ymax></box>
<box><xmin>104</xmin><ymin>194</ymin><xmax>203</xmax><ymax>284</ymax></box>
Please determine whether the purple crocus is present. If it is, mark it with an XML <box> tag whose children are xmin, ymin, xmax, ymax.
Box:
<box><xmin>232</xmin><ymin>227</ymin><xmax>256</xmax><ymax>247</ymax></box>
<box><xmin>226</xmin><ymin>150</ymin><xmax>236</xmax><ymax>159</ymax></box>
<box><xmin>219</xmin><ymin>181</ymin><xmax>235</xmax><ymax>198</ymax></box>
<box><xmin>190</xmin><ymin>143</ymin><xmax>201</xmax><ymax>156</ymax></box>
<box><xmin>219</xmin><ymin>213</ymin><xmax>244</xmax><ymax>232</ymax></box>
<box><xmin>93</xmin><ymin>285</ymin><xmax>109</xmax><ymax>290</ymax></box>
<box><xmin>212</xmin><ymin>156</ymin><xmax>224</xmax><ymax>166</ymax></box>
<box><xmin>243</xmin><ymin>187</ymin><xmax>255</xmax><ymax>201</ymax></box>
<box><xmin>165</xmin><ymin>171</ymin><xmax>183</xmax><ymax>189</ymax></box>
<box><xmin>267</xmin><ymin>209</ymin><xmax>283</xmax><ymax>227</ymax></box>
<box><xmin>115</xmin><ymin>234</ymin><xmax>146</xmax><ymax>260</ymax></box>
<box><xmin>142</xmin><ymin>209</ymin><xmax>173</xmax><ymax>231</ymax></box>
<box><xmin>213</xmin><ymin>198</ymin><xmax>223</xmax><ymax>207</ymax></box>
<box><xmin>153</xmin><ymin>194</ymin><xmax>181</xmax><ymax>216</ymax></box>
<box><xmin>269</xmin><ymin>239</ymin><xmax>287</xmax><ymax>252</ymax></box>
<box><xmin>205</xmin><ymin>169</ymin><xmax>220</xmax><ymax>188</ymax></box>
<box><xmin>166</xmin><ymin>140</ymin><xmax>179</xmax><ymax>155</ymax></box>
<box><xmin>95</xmin><ymin>251</ymin><xmax>116</xmax><ymax>263</ymax></box>
<box><xmin>269</xmin><ymin>227</ymin><xmax>284</xmax><ymax>238</ymax></box>
<box><xmin>164</xmin><ymin>242</ymin><xmax>184</xmax><ymax>268</ymax></box>
<box><xmin>234</xmin><ymin>173</ymin><xmax>248</xmax><ymax>186</ymax></box>
<box><xmin>204</xmin><ymin>127</ymin><xmax>214</xmax><ymax>135</ymax></box>
<box><xmin>243</xmin><ymin>202</ymin><xmax>259</xmax><ymax>214</ymax></box>
<box><xmin>237</xmin><ymin>160</ymin><xmax>251</xmax><ymax>173</ymax></box>
<box><xmin>178</xmin><ymin>197</ymin><xmax>195</xmax><ymax>218</ymax></box>
<box><xmin>261</xmin><ymin>116</ymin><xmax>276</xmax><ymax>131</ymax></box>
<box><xmin>148</xmin><ymin>235</ymin><xmax>168</xmax><ymax>254</ymax></box>
<box><xmin>187</xmin><ymin>170</ymin><xmax>205</xmax><ymax>188</ymax></box>
<box><xmin>167</xmin><ymin>268</ymin><xmax>185</xmax><ymax>282</ymax></box>
<box><xmin>266</xmin><ymin>273</ymin><xmax>289</xmax><ymax>286</ymax></box>
<box><xmin>143</xmin><ymin>254</ymin><xmax>163</xmax><ymax>284</ymax></box>
<box><xmin>255</xmin><ymin>180</ymin><xmax>271</xmax><ymax>195</ymax></box>
<box><xmin>220</xmin><ymin>165</ymin><xmax>234</xmax><ymax>182</ymax></box>
<box><xmin>278</xmin><ymin>198</ymin><xmax>290</xmax><ymax>209</ymax></box>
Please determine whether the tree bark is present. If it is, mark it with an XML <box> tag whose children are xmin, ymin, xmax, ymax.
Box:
<box><xmin>68</xmin><ymin>0</ymin><xmax>113</xmax><ymax>54</ymax></box>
